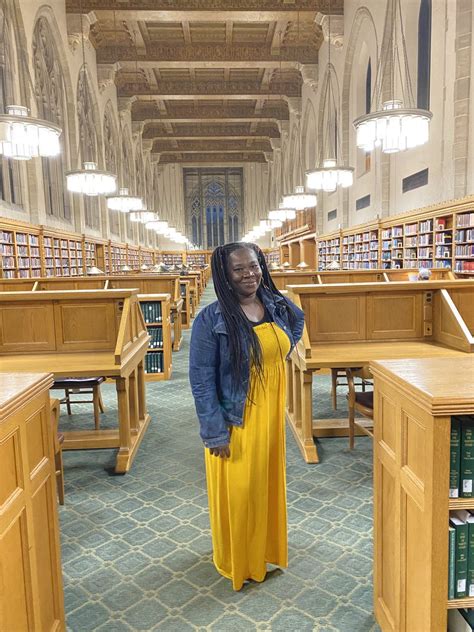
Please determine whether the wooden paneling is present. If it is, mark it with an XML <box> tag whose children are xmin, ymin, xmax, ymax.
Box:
<box><xmin>0</xmin><ymin>303</ymin><xmax>56</xmax><ymax>353</ymax></box>
<box><xmin>450</xmin><ymin>288</ymin><xmax>474</xmax><ymax>334</ymax></box>
<box><xmin>367</xmin><ymin>293</ymin><xmax>423</xmax><ymax>340</ymax></box>
<box><xmin>433</xmin><ymin>290</ymin><xmax>473</xmax><ymax>352</ymax></box>
<box><xmin>371</xmin><ymin>358</ymin><xmax>466</xmax><ymax>632</ymax></box>
<box><xmin>0</xmin><ymin>373</ymin><xmax>64</xmax><ymax>631</ymax></box>
<box><xmin>54</xmin><ymin>302</ymin><xmax>116</xmax><ymax>351</ymax></box>
<box><xmin>307</xmin><ymin>294</ymin><xmax>366</xmax><ymax>342</ymax></box>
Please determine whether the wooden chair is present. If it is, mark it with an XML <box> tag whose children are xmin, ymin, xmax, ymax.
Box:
<box><xmin>346</xmin><ymin>368</ymin><xmax>374</xmax><ymax>449</ymax></box>
<box><xmin>51</xmin><ymin>377</ymin><xmax>105</xmax><ymax>430</ymax></box>
<box><xmin>330</xmin><ymin>367</ymin><xmax>372</xmax><ymax>410</ymax></box>
<box><xmin>50</xmin><ymin>398</ymin><xmax>65</xmax><ymax>505</ymax></box>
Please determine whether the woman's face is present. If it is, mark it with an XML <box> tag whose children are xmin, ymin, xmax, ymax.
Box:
<box><xmin>226</xmin><ymin>248</ymin><xmax>262</xmax><ymax>299</ymax></box>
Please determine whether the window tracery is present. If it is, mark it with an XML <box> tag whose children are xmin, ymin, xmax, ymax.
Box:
<box><xmin>0</xmin><ymin>2</ymin><xmax>22</xmax><ymax>207</ymax></box>
<box><xmin>77</xmin><ymin>68</ymin><xmax>100</xmax><ymax>230</ymax></box>
<box><xmin>103</xmin><ymin>103</ymin><xmax>120</xmax><ymax>235</ymax></box>
<box><xmin>33</xmin><ymin>16</ymin><xmax>70</xmax><ymax>219</ymax></box>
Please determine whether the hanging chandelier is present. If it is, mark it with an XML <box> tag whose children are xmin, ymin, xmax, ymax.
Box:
<box><xmin>260</xmin><ymin>219</ymin><xmax>283</xmax><ymax>232</ymax></box>
<box><xmin>0</xmin><ymin>105</ymin><xmax>61</xmax><ymax>160</ymax></box>
<box><xmin>306</xmin><ymin>6</ymin><xmax>353</xmax><ymax>192</ymax></box>
<box><xmin>353</xmin><ymin>0</ymin><xmax>432</xmax><ymax>153</ymax></box>
<box><xmin>280</xmin><ymin>10</ymin><xmax>317</xmax><ymax>211</ymax></box>
<box><xmin>107</xmin><ymin>188</ymin><xmax>143</xmax><ymax>212</ymax></box>
<box><xmin>146</xmin><ymin>219</ymin><xmax>169</xmax><ymax>234</ymax></box>
<box><xmin>268</xmin><ymin>206</ymin><xmax>296</xmax><ymax>222</ymax></box>
<box><xmin>129</xmin><ymin>209</ymin><xmax>155</xmax><ymax>223</ymax></box>
<box><xmin>282</xmin><ymin>186</ymin><xmax>317</xmax><ymax>211</ymax></box>
<box><xmin>66</xmin><ymin>162</ymin><xmax>116</xmax><ymax>196</ymax></box>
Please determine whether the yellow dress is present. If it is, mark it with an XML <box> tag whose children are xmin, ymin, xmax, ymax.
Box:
<box><xmin>205</xmin><ymin>322</ymin><xmax>291</xmax><ymax>591</ymax></box>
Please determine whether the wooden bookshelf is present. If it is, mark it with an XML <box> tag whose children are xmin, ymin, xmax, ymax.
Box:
<box><xmin>160</xmin><ymin>251</ymin><xmax>184</xmax><ymax>267</ymax></box>
<box><xmin>317</xmin><ymin>230</ymin><xmax>342</xmax><ymax>270</ymax></box>
<box><xmin>276</xmin><ymin>196</ymin><xmax>474</xmax><ymax>275</ymax></box>
<box><xmin>139</xmin><ymin>294</ymin><xmax>172</xmax><ymax>380</ymax></box>
<box><xmin>0</xmin><ymin>219</ymin><xmax>42</xmax><ymax>279</ymax></box>
<box><xmin>370</xmin><ymin>357</ymin><xmax>474</xmax><ymax>631</ymax></box>
<box><xmin>342</xmin><ymin>221</ymin><xmax>379</xmax><ymax>270</ymax></box>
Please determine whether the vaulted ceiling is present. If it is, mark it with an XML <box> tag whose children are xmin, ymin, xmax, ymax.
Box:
<box><xmin>66</xmin><ymin>0</ymin><xmax>343</xmax><ymax>165</ymax></box>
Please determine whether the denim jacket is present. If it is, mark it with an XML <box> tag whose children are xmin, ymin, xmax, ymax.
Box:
<box><xmin>189</xmin><ymin>289</ymin><xmax>305</xmax><ymax>448</ymax></box>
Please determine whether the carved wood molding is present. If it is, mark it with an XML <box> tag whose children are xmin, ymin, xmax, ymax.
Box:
<box><xmin>97</xmin><ymin>44</ymin><xmax>318</xmax><ymax>64</ymax></box>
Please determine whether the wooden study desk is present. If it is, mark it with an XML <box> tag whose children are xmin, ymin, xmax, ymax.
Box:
<box><xmin>271</xmin><ymin>267</ymin><xmax>455</xmax><ymax>291</ymax></box>
<box><xmin>286</xmin><ymin>279</ymin><xmax>474</xmax><ymax>463</ymax></box>
<box><xmin>0</xmin><ymin>273</ymin><xmax>185</xmax><ymax>353</ymax></box>
<box><xmin>0</xmin><ymin>372</ymin><xmax>65</xmax><ymax>631</ymax></box>
<box><xmin>0</xmin><ymin>289</ymin><xmax>150</xmax><ymax>474</ymax></box>
<box><xmin>370</xmin><ymin>357</ymin><xmax>474</xmax><ymax>631</ymax></box>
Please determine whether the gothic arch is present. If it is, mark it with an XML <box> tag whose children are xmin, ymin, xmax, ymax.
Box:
<box><xmin>341</xmin><ymin>6</ymin><xmax>382</xmax><ymax>225</ymax></box>
<box><xmin>33</xmin><ymin>15</ymin><xmax>73</xmax><ymax>220</ymax></box>
<box><xmin>103</xmin><ymin>101</ymin><xmax>120</xmax><ymax>235</ymax></box>
<box><xmin>302</xmin><ymin>99</ymin><xmax>317</xmax><ymax>171</ymax></box>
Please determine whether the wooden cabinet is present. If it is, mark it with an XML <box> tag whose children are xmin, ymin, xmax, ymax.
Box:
<box><xmin>0</xmin><ymin>372</ymin><xmax>65</xmax><ymax>631</ymax></box>
<box><xmin>370</xmin><ymin>357</ymin><xmax>474</xmax><ymax>632</ymax></box>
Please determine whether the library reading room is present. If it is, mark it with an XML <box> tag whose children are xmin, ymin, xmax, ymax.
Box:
<box><xmin>1</xmin><ymin>0</ymin><xmax>474</xmax><ymax>631</ymax></box>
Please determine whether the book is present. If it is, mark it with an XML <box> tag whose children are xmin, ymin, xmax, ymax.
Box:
<box><xmin>449</xmin><ymin>609</ymin><xmax>474</xmax><ymax>632</ymax></box>
<box><xmin>449</xmin><ymin>526</ymin><xmax>456</xmax><ymax>599</ymax></box>
<box><xmin>450</xmin><ymin>513</ymin><xmax>469</xmax><ymax>598</ymax></box>
<box><xmin>451</xmin><ymin>417</ymin><xmax>462</xmax><ymax>497</ymax></box>
<box><xmin>461</xmin><ymin>418</ymin><xmax>474</xmax><ymax>497</ymax></box>
<box><xmin>456</xmin><ymin>511</ymin><xmax>474</xmax><ymax>597</ymax></box>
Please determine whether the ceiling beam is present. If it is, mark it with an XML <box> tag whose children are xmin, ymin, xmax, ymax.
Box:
<box><xmin>96</xmin><ymin>45</ymin><xmax>317</xmax><ymax>65</ymax></box>
<box><xmin>157</xmin><ymin>152</ymin><xmax>267</xmax><ymax>164</ymax></box>
<box><xmin>153</xmin><ymin>139</ymin><xmax>272</xmax><ymax>152</ymax></box>
<box><xmin>117</xmin><ymin>82</ymin><xmax>301</xmax><ymax>98</ymax></box>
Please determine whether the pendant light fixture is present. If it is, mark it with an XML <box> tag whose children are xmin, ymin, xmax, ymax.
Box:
<box><xmin>66</xmin><ymin>1</ymin><xmax>117</xmax><ymax>196</ymax></box>
<box><xmin>353</xmin><ymin>0</ymin><xmax>432</xmax><ymax>153</ymax></box>
<box><xmin>128</xmin><ymin>209</ymin><xmax>155</xmax><ymax>223</ymax></box>
<box><xmin>0</xmin><ymin>9</ymin><xmax>61</xmax><ymax>160</ymax></box>
<box><xmin>268</xmin><ymin>205</ymin><xmax>296</xmax><ymax>222</ymax></box>
<box><xmin>107</xmin><ymin>187</ymin><xmax>143</xmax><ymax>212</ymax></box>
<box><xmin>306</xmin><ymin>4</ymin><xmax>353</xmax><ymax>192</ymax></box>
<box><xmin>281</xmin><ymin>11</ymin><xmax>317</xmax><ymax>211</ymax></box>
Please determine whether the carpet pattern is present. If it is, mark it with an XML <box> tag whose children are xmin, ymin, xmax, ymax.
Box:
<box><xmin>59</xmin><ymin>283</ymin><xmax>379</xmax><ymax>631</ymax></box>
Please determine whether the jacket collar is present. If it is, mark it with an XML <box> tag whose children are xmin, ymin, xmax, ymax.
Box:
<box><xmin>212</xmin><ymin>287</ymin><xmax>284</xmax><ymax>335</ymax></box>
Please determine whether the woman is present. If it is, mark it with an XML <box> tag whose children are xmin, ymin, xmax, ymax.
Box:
<box><xmin>189</xmin><ymin>242</ymin><xmax>305</xmax><ymax>591</ymax></box>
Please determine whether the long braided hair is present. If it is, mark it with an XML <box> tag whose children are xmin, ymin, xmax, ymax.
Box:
<box><xmin>211</xmin><ymin>242</ymin><xmax>298</xmax><ymax>389</ymax></box>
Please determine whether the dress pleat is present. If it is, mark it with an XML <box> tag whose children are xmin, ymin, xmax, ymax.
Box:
<box><xmin>205</xmin><ymin>323</ymin><xmax>290</xmax><ymax>590</ymax></box>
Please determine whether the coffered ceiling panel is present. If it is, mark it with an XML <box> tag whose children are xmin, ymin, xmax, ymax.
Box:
<box><xmin>70</xmin><ymin>0</ymin><xmax>343</xmax><ymax>164</ymax></box>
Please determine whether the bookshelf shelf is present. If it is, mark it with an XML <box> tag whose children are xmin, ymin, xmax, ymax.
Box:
<box><xmin>139</xmin><ymin>294</ymin><xmax>172</xmax><ymax>381</ymax></box>
<box><xmin>277</xmin><ymin>197</ymin><xmax>474</xmax><ymax>276</ymax></box>
<box><xmin>447</xmin><ymin>597</ymin><xmax>474</xmax><ymax>609</ymax></box>
<box><xmin>371</xmin><ymin>357</ymin><xmax>474</xmax><ymax>632</ymax></box>
<box><xmin>449</xmin><ymin>499</ymin><xmax>474</xmax><ymax>510</ymax></box>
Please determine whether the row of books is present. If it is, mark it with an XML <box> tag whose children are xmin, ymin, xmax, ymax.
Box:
<box><xmin>449</xmin><ymin>608</ymin><xmax>474</xmax><ymax>631</ymax></box>
<box><xmin>140</xmin><ymin>302</ymin><xmax>163</xmax><ymax>324</ymax></box>
<box><xmin>144</xmin><ymin>352</ymin><xmax>164</xmax><ymax>374</ymax></box>
<box><xmin>457</xmin><ymin>213</ymin><xmax>474</xmax><ymax>228</ymax></box>
<box><xmin>456</xmin><ymin>230</ymin><xmax>474</xmax><ymax>242</ymax></box>
<box><xmin>449</xmin><ymin>510</ymin><xmax>474</xmax><ymax>599</ymax></box>
<box><xmin>450</xmin><ymin>416</ymin><xmax>474</xmax><ymax>498</ymax></box>
<box><xmin>455</xmin><ymin>261</ymin><xmax>474</xmax><ymax>272</ymax></box>
<box><xmin>147</xmin><ymin>327</ymin><xmax>164</xmax><ymax>349</ymax></box>
<box><xmin>456</xmin><ymin>246</ymin><xmax>474</xmax><ymax>257</ymax></box>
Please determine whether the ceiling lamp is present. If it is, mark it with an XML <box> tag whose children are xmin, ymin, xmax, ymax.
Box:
<box><xmin>129</xmin><ymin>209</ymin><xmax>155</xmax><ymax>223</ymax></box>
<box><xmin>306</xmin><ymin>159</ymin><xmax>353</xmax><ymax>193</ymax></box>
<box><xmin>353</xmin><ymin>0</ymin><xmax>432</xmax><ymax>153</ymax></box>
<box><xmin>306</xmin><ymin>7</ymin><xmax>353</xmax><ymax>193</ymax></box>
<box><xmin>0</xmin><ymin>105</ymin><xmax>61</xmax><ymax>160</ymax></box>
<box><xmin>107</xmin><ymin>187</ymin><xmax>143</xmax><ymax>212</ymax></box>
<box><xmin>282</xmin><ymin>186</ymin><xmax>317</xmax><ymax>211</ymax></box>
<box><xmin>66</xmin><ymin>161</ymin><xmax>116</xmax><ymax>196</ymax></box>
<box><xmin>260</xmin><ymin>219</ymin><xmax>283</xmax><ymax>232</ymax></box>
<box><xmin>269</xmin><ymin>207</ymin><xmax>296</xmax><ymax>222</ymax></box>
<box><xmin>147</xmin><ymin>220</ymin><xmax>169</xmax><ymax>234</ymax></box>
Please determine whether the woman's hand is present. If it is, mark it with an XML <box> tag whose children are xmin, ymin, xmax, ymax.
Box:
<box><xmin>209</xmin><ymin>444</ymin><xmax>230</xmax><ymax>458</ymax></box>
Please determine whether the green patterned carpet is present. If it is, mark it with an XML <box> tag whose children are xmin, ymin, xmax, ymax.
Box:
<box><xmin>59</xmin><ymin>283</ymin><xmax>379</xmax><ymax>631</ymax></box>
